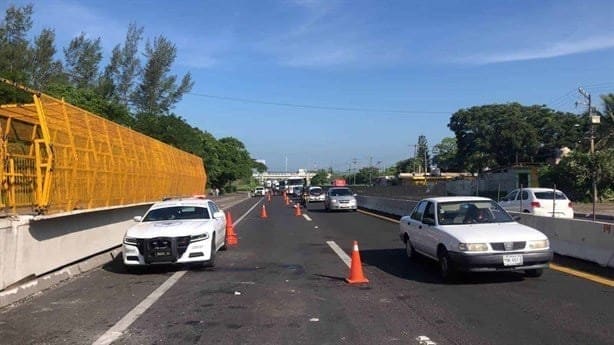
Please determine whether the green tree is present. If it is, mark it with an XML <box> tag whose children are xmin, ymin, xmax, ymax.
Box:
<box><xmin>131</xmin><ymin>36</ymin><xmax>193</xmax><ymax>115</ymax></box>
<box><xmin>415</xmin><ymin>135</ymin><xmax>430</xmax><ymax>174</ymax></box>
<box><xmin>215</xmin><ymin>137</ymin><xmax>254</xmax><ymax>191</ymax></box>
<box><xmin>30</xmin><ymin>28</ymin><xmax>64</xmax><ymax>90</ymax></box>
<box><xmin>101</xmin><ymin>23</ymin><xmax>143</xmax><ymax>105</ymax></box>
<box><xmin>394</xmin><ymin>158</ymin><xmax>412</xmax><ymax>174</ymax></box>
<box><xmin>133</xmin><ymin>112</ymin><xmax>202</xmax><ymax>153</ymax></box>
<box><xmin>354</xmin><ymin>166</ymin><xmax>380</xmax><ymax>185</ymax></box>
<box><xmin>449</xmin><ymin>103</ymin><xmax>582</xmax><ymax>172</ymax></box>
<box><xmin>310</xmin><ymin>169</ymin><xmax>329</xmax><ymax>185</ymax></box>
<box><xmin>0</xmin><ymin>4</ymin><xmax>33</xmax><ymax>103</ymax></box>
<box><xmin>252</xmin><ymin>160</ymin><xmax>267</xmax><ymax>173</ymax></box>
<box><xmin>63</xmin><ymin>33</ymin><xmax>103</xmax><ymax>88</ymax></box>
<box><xmin>596</xmin><ymin>93</ymin><xmax>614</xmax><ymax>150</ymax></box>
<box><xmin>433</xmin><ymin>137</ymin><xmax>460</xmax><ymax>171</ymax></box>
<box><xmin>199</xmin><ymin>131</ymin><xmax>222</xmax><ymax>188</ymax></box>
<box><xmin>46</xmin><ymin>83</ymin><xmax>133</xmax><ymax>126</ymax></box>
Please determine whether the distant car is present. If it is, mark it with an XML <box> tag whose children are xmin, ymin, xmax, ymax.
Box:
<box><xmin>324</xmin><ymin>187</ymin><xmax>357</xmax><ymax>211</ymax></box>
<box><xmin>399</xmin><ymin>196</ymin><xmax>552</xmax><ymax>281</ymax></box>
<box><xmin>498</xmin><ymin>187</ymin><xmax>574</xmax><ymax>219</ymax></box>
<box><xmin>306</xmin><ymin>186</ymin><xmax>325</xmax><ymax>202</ymax></box>
<box><xmin>123</xmin><ymin>197</ymin><xmax>227</xmax><ymax>269</ymax></box>
<box><xmin>253</xmin><ymin>186</ymin><xmax>266</xmax><ymax>196</ymax></box>
<box><xmin>292</xmin><ymin>186</ymin><xmax>304</xmax><ymax>200</ymax></box>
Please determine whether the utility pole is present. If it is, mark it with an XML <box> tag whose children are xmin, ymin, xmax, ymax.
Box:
<box><xmin>578</xmin><ymin>87</ymin><xmax>598</xmax><ymax>221</ymax></box>
<box><xmin>368</xmin><ymin>156</ymin><xmax>373</xmax><ymax>185</ymax></box>
<box><xmin>424</xmin><ymin>147</ymin><xmax>428</xmax><ymax>177</ymax></box>
<box><xmin>410</xmin><ymin>144</ymin><xmax>418</xmax><ymax>173</ymax></box>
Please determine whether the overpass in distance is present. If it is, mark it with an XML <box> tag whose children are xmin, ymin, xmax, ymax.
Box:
<box><xmin>253</xmin><ymin>169</ymin><xmax>317</xmax><ymax>184</ymax></box>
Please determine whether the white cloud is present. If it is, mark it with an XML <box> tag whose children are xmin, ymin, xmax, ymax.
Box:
<box><xmin>461</xmin><ymin>35</ymin><xmax>614</xmax><ymax>64</ymax></box>
<box><xmin>255</xmin><ymin>2</ymin><xmax>407</xmax><ymax>68</ymax></box>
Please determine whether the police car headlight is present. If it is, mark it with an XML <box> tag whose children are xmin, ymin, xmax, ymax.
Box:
<box><xmin>123</xmin><ymin>237</ymin><xmax>139</xmax><ymax>246</ymax></box>
<box><xmin>190</xmin><ymin>233</ymin><xmax>209</xmax><ymax>243</ymax></box>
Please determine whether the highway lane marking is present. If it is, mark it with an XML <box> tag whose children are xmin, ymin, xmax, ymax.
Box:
<box><xmin>233</xmin><ymin>198</ymin><xmax>263</xmax><ymax>225</ymax></box>
<box><xmin>358</xmin><ymin>208</ymin><xmax>614</xmax><ymax>287</ymax></box>
<box><xmin>93</xmin><ymin>199</ymin><xmax>258</xmax><ymax>345</ymax></box>
<box><xmin>357</xmin><ymin>209</ymin><xmax>400</xmax><ymax>223</ymax></box>
<box><xmin>326</xmin><ymin>241</ymin><xmax>351</xmax><ymax>268</ymax></box>
<box><xmin>92</xmin><ymin>270</ymin><xmax>187</xmax><ymax>345</ymax></box>
<box><xmin>303</xmin><ymin>214</ymin><xmax>312</xmax><ymax>221</ymax></box>
<box><xmin>549</xmin><ymin>263</ymin><xmax>614</xmax><ymax>287</ymax></box>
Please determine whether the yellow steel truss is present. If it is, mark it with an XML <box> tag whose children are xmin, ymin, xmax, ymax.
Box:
<box><xmin>0</xmin><ymin>80</ymin><xmax>206</xmax><ymax>215</ymax></box>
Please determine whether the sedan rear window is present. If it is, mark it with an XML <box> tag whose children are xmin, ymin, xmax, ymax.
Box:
<box><xmin>534</xmin><ymin>191</ymin><xmax>567</xmax><ymax>200</ymax></box>
<box><xmin>143</xmin><ymin>206</ymin><xmax>210</xmax><ymax>221</ymax></box>
<box><xmin>310</xmin><ymin>188</ymin><xmax>322</xmax><ymax>195</ymax></box>
<box><xmin>329</xmin><ymin>188</ymin><xmax>352</xmax><ymax>196</ymax></box>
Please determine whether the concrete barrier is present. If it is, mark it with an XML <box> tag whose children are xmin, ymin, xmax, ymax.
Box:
<box><xmin>357</xmin><ymin>196</ymin><xmax>614</xmax><ymax>268</ymax></box>
<box><xmin>511</xmin><ymin>212</ymin><xmax>614</xmax><ymax>268</ymax></box>
<box><xmin>0</xmin><ymin>204</ymin><xmax>152</xmax><ymax>292</ymax></box>
<box><xmin>356</xmin><ymin>195</ymin><xmax>417</xmax><ymax>218</ymax></box>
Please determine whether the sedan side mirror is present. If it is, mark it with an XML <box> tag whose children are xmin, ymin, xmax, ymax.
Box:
<box><xmin>133</xmin><ymin>216</ymin><xmax>143</xmax><ymax>222</ymax></box>
<box><xmin>213</xmin><ymin>211</ymin><xmax>225</xmax><ymax>219</ymax></box>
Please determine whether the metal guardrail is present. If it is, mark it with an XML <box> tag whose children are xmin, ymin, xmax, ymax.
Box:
<box><xmin>0</xmin><ymin>79</ymin><xmax>206</xmax><ymax>215</ymax></box>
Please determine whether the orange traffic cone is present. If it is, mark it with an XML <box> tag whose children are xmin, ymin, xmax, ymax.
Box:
<box><xmin>260</xmin><ymin>204</ymin><xmax>268</xmax><ymax>218</ymax></box>
<box><xmin>346</xmin><ymin>241</ymin><xmax>369</xmax><ymax>284</ymax></box>
<box><xmin>267</xmin><ymin>192</ymin><xmax>271</xmax><ymax>202</ymax></box>
<box><xmin>285</xmin><ymin>195</ymin><xmax>290</xmax><ymax>206</ymax></box>
<box><xmin>225</xmin><ymin>211</ymin><xmax>238</xmax><ymax>246</ymax></box>
<box><xmin>294</xmin><ymin>203</ymin><xmax>302</xmax><ymax>216</ymax></box>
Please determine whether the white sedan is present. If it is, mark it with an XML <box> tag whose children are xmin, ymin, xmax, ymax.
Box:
<box><xmin>399</xmin><ymin>196</ymin><xmax>553</xmax><ymax>281</ymax></box>
<box><xmin>123</xmin><ymin>197</ymin><xmax>227</xmax><ymax>270</ymax></box>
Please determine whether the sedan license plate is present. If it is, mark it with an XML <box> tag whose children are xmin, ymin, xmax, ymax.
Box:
<box><xmin>155</xmin><ymin>250</ymin><xmax>171</xmax><ymax>257</ymax></box>
<box><xmin>503</xmin><ymin>254</ymin><xmax>523</xmax><ymax>266</ymax></box>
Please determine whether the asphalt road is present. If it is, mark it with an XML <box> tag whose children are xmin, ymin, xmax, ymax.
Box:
<box><xmin>1</xmin><ymin>196</ymin><xmax>612</xmax><ymax>345</ymax></box>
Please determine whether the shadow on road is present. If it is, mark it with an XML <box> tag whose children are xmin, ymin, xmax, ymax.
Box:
<box><xmin>102</xmin><ymin>253</ymin><xmax>192</xmax><ymax>275</ymax></box>
<box><xmin>360</xmin><ymin>248</ymin><xmax>526</xmax><ymax>285</ymax></box>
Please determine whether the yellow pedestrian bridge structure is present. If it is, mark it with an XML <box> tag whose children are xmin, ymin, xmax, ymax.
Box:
<box><xmin>0</xmin><ymin>79</ymin><xmax>206</xmax><ymax>215</ymax></box>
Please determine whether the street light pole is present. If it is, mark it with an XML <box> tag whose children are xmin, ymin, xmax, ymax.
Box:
<box><xmin>369</xmin><ymin>156</ymin><xmax>373</xmax><ymax>186</ymax></box>
<box><xmin>578</xmin><ymin>87</ymin><xmax>598</xmax><ymax>221</ymax></box>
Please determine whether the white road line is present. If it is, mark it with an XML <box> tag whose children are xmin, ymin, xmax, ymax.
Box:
<box><xmin>92</xmin><ymin>271</ymin><xmax>186</xmax><ymax>345</ymax></box>
<box><xmin>93</xmin><ymin>199</ymin><xmax>258</xmax><ymax>345</ymax></box>
<box><xmin>303</xmin><ymin>214</ymin><xmax>312</xmax><ymax>221</ymax></box>
<box><xmin>233</xmin><ymin>199</ymin><xmax>262</xmax><ymax>226</ymax></box>
<box><xmin>326</xmin><ymin>241</ymin><xmax>351</xmax><ymax>268</ymax></box>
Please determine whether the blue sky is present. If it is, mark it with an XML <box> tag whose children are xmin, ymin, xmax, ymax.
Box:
<box><xmin>8</xmin><ymin>0</ymin><xmax>614</xmax><ymax>172</ymax></box>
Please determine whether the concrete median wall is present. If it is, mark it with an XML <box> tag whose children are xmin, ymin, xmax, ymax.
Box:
<box><xmin>356</xmin><ymin>195</ymin><xmax>418</xmax><ymax>217</ymax></box>
<box><xmin>358</xmin><ymin>196</ymin><xmax>614</xmax><ymax>268</ymax></box>
<box><xmin>512</xmin><ymin>213</ymin><xmax>614</xmax><ymax>268</ymax></box>
<box><xmin>0</xmin><ymin>204</ymin><xmax>151</xmax><ymax>292</ymax></box>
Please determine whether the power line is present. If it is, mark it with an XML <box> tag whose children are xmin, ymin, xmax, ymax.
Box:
<box><xmin>185</xmin><ymin>91</ymin><xmax>452</xmax><ymax>115</ymax></box>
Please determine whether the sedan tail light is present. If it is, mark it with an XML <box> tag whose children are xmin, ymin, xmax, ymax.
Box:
<box><xmin>568</xmin><ymin>202</ymin><xmax>573</xmax><ymax>208</ymax></box>
<box><xmin>531</xmin><ymin>201</ymin><xmax>541</xmax><ymax>208</ymax></box>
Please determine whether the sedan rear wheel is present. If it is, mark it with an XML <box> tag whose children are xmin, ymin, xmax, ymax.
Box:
<box><xmin>405</xmin><ymin>238</ymin><xmax>415</xmax><ymax>260</ymax></box>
